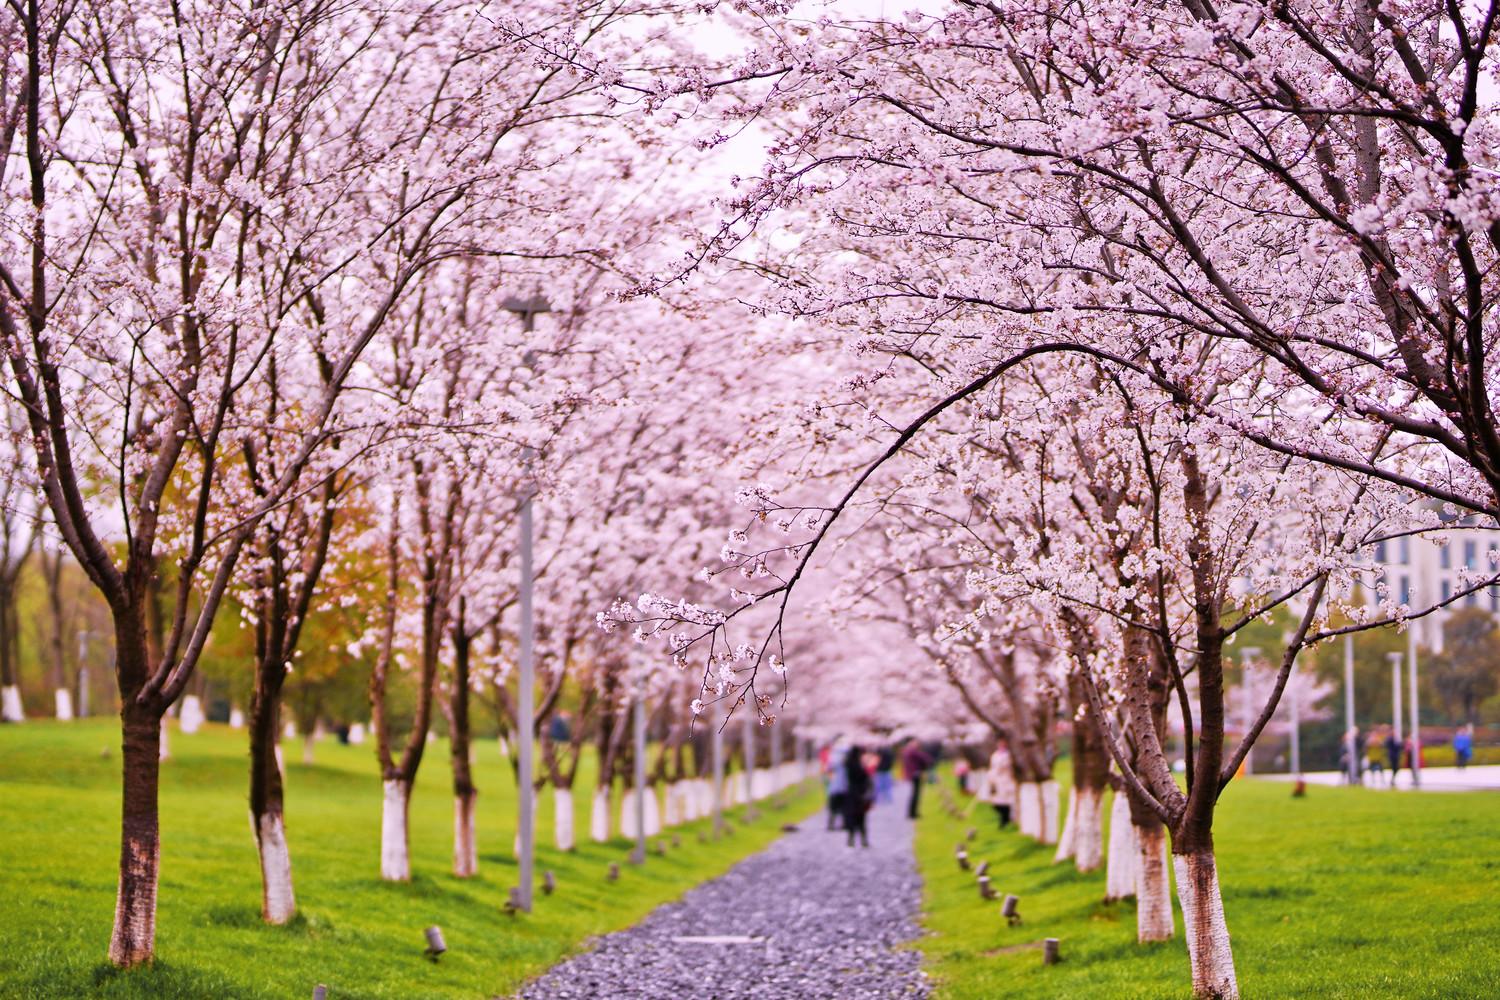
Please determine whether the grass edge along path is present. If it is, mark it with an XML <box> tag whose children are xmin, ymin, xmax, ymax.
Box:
<box><xmin>0</xmin><ymin>719</ymin><xmax>819</xmax><ymax>1000</ymax></box>
<box><xmin>911</xmin><ymin>766</ymin><xmax>1500</xmax><ymax>999</ymax></box>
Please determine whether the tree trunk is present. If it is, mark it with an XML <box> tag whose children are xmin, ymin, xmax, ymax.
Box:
<box><xmin>1053</xmin><ymin>792</ymin><xmax>1078</xmax><ymax>863</ymax></box>
<box><xmin>449</xmin><ymin>630</ymin><xmax>477</xmax><ymax>876</ymax></box>
<box><xmin>1038</xmin><ymin>778</ymin><xmax>1060</xmax><ymax>845</ymax></box>
<box><xmin>453</xmin><ymin>790</ymin><xmax>478</xmax><ymax>877</ymax></box>
<box><xmin>250</xmin><ymin>680</ymin><xmax>296</xmax><ymax>924</ymax></box>
<box><xmin>1105</xmin><ymin>791</ymin><xmax>1137</xmax><ymax>900</ymax></box>
<box><xmin>1174</xmin><ymin>850</ymin><xmax>1238</xmax><ymax>999</ymax></box>
<box><xmin>644</xmin><ymin>783</ymin><xmax>662</xmax><ymax>836</ymax></box>
<box><xmin>1071</xmin><ymin>784</ymin><xmax>1105</xmax><ymax>873</ymax></box>
<box><xmin>664</xmin><ymin>781</ymin><xmax>683</xmax><ymax>826</ymax></box>
<box><xmin>301</xmin><ymin>730</ymin><xmax>316</xmax><ymax>765</ymax></box>
<box><xmin>380</xmin><ymin>778</ymin><xmax>412</xmax><ymax>881</ymax></box>
<box><xmin>590</xmin><ymin>785</ymin><xmax>611</xmax><ymax>842</ymax></box>
<box><xmin>254</xmin><ymin>809</ymin><xmax>296</xmax><ymax>925</ymax></box>
<box><xmin>553</xmin><ymin>785</ymin><xmax>575</xmax><ymax>851</ymax></box>
<box><xmin>1135</xmin><ymin>821</ymin><xmax>1175</xmax><ymax>942</ymax></box>
<box><xmin>1016</xmin><ymin>780</ymin><xmax>1040</xmax><ymax>838</ymax></box>
<box><xmin>2</xmin><ymin>683</ymin><xmax>23</xmax><ymax>722</ymax></box>
<box><xmin>620</xmin><ymin>786</ymin><xmax>640</xmax><ymax>838</ymax></box>
<box><xmin>109</xmin><ymin>709</ymin><xmax>161</xmax><ymax>967</ymax></box>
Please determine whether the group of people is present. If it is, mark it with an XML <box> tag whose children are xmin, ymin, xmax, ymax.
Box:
<box><xmin>819</xmin><ymin>737</ymin><xmax>1027</xmax><ymax>845</ymax></box>
<box><xmin>819</xmin><ymin>738</ymin><xmax>936</xmax><ymax>846</ymax></box>
<box><xmin>1339</xmin><ymin>723</ymin><xmax>1478</xmax><ymax>786</ymax></box>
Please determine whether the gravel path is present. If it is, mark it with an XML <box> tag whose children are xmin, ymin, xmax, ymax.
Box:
<box><xmin>516</xmin><ymin>801</ymin><xmax>929</xmax><ymax>1000</ymax></box>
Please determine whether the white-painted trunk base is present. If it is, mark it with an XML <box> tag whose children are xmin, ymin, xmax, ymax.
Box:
<box><xmin>1053</xmin><ymin>790</ymin><xmax>1078</xmax><ymax>863</ymax></box>
<box><xmin>620</xmin><ymin>788</ymin><xmax>640</xmax><ymax>839</ymax></box>
<box><xmin>179</xmin><ymin>695</ymin><xmax>204</xmax><ymax>734</ymax></box>
<box><xmin>159</xmin><ymin>724</ymin><xmax>171</xmax><ymax>761</ymax></box>
<box><xmin>1</xmin><ymin>684</ymin><xmax>23</xmax><ymax>722</ymax></box>
<box><xmin>643</xmin><ymin>786</ymin><xmax>662</xmax><ymax>836</ymax></box>
<box><xmin>1016</xmin><ymin>781</ymin><xmax>1041</xmax><ymax>839</ymax></box>
<box><xmin>254</xmin><ymin>810</ymin><xmax>297</xmax><ymax>924</ymax></box>
<box><xmin>347</xmin><ymin>722</ymin><xmax>365</xmax><ymax>744</ymax></box>
<box><xmin>228</xmin><ymin>707</ymin><xmax>245</xmax><ymax>729</ymax></box>
<box><xmin>54</xmin><ymin>688</ymin><xmax>74</xmax><ymax>721</ymax></box>
<box><xmin>553</xmin><ymin>787</ymin><xmax>575</xmax><ymax>851</ymax></box>
<box><xmin>274</xmin><ymin>743</ymin><xmax>284</xmax><ymax>774</ymax></box>
<box><xmin>380</xmin><ymin>779</ymin><xmax>412</xmax><ymax>881</ymax></box>
<box><xmin>453</xmin><ymin>794</ymin><xmax>478</xmax><ymax>877</ymax></box>
<box><xmin>1105</xmin><ymin>791</ymin><xmax>1137</xmax><ymax>900</ymax></box>
<box><xmin>1072</xmin><ymin>785</ymin><xmax>1105</xmax><ymax>873</ymax></box>
<box><xmin>590</xmin><ymin>787</ymin><xmax>611</xmax><ymax>843</ymax></box>
<box><xmin>1038</xmin><ymin>779</ymin><xmax>1060</xmax><ymax>845</ymax></box>
<box><xmin>1136</xmin><ymin>824</ymin><xmax>1174</xmax><ymax>942</ymax></box>
<box><xmin>283</xmin><ymin>720</ymin><xmax>297</xmax><ymax>740</ymax></box>
<box><xmin>665</xmin><ymin>781</ymin><xmax>684</xmax><ymax>826</ymax></box>
<box><xmin>1174</xmin><ymin>851</ymin><xmax>1239</xmax><ymax>1000</ymax></box>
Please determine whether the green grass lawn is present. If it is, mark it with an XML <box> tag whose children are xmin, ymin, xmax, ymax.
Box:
<box><xmin>0</xmin><ymin>718</ymin><xmax>815</xmax><ymax>999</ymax></box>
<box><xmin>914</xmin><ymin>770</ymin><xmax>1500</xmax><ymax>999</ymax></box>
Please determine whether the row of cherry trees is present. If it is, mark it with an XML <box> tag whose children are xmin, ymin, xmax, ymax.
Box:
<box><xmin>0</xmin><ymin>0</ymin><xmax>805</xmax><ymax>968</ymax></box>
<box><xmin>609</xmin><ymin>2</ymin><xmax>1500</xmax><ymax>999</ymax></box>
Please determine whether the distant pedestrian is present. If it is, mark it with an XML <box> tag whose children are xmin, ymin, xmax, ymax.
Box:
<box><xmin>874</xmin><ymin>746</ymin><xmax>895</xmax><ymax>804</ymax></box>
<box><xmin>978</xmin><ymin>743</ymin><xmax>1016</xmax><ymax>828</ymax></box>
<box><xmin>826</xmin><ymin>743</ymin><xmax>849</xmax><ymax>830</ymax></box>
<box><xmin>1339</xmin><ymin>727</ymin><xmax>1362</xmax><ymax>785</ymax></box>
<box><xmin>1384</xmin><ymin>730</ymin><xmax>1402</xmax><ymax>787</ymax></box>
<box><xmin>1455</xmin><ymin>725</ymin><xmax>1474</xmax><ymax>770</ymax></box>
<box><xmin>901</xmin><ymin>738</ymin><xmax>934</xmax><ymax>819</ymax></box>
<box><xmin>842</xmin><ymin>744</ymin><xmax>874</xmax><ymax>847</ymax></box>
<box><xmin>954</xmin><ymin>758</ymin><xmax>972</xmax><ymax>795</ymax></box>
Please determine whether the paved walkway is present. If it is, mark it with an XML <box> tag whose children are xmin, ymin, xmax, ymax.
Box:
<box><xmin>516</xmin><ymin>802</ymin><xmax>929</xmax><ymax>1000</ymax></box>
<box><xmin>1259</xmin><ymin>764</ymin><xmax>1500</xmax><ymax>792</ymax></box>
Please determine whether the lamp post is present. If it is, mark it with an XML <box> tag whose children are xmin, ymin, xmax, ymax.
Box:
<box><xmin>1408</xmin><ymin>630</ymin><xmax>1421</xmax><ymax>789</ymax></box>
<box><xmin>76</xmin><ymin>629</ymin><xmax>92</xmax><ymax>719</ymax></box>
<box><xmin>631</xmin><ymin>684</ymin><xmax>647</xmax><ymax>864</ymax></box>
<box><xmin>1386</xmin><ymin>650</ymin><xmax>1404</xmax><ymax>759</ymax></box>
<box><xmin>503</xmin><ymin>294</ymin><xmax>550</xmax><ymax>912</ymax></box>
<box><xmin>1343</xmin><ymin>634</ymin><xmax>1356</xmax><ymax>783</ymax></box>
<box><xmin>711</xmin><ymin>703</ymin><xmax>725</xmax><ymax>838</ymax></box>
<box><xmin>1240</xmin><ymin>647</ymin><xmax>1261</xmax><ymax>775</ymax></box>
<box><xmin>742</xmin><ymin>699</ymin><xmax>758</xmax><ymax>818</ymax></box>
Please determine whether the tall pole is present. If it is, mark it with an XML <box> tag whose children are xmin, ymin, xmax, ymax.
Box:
<box><xmin>1343</xmin><ymin>634</ymin><xmax>1356</xmax><ymax>783</ymax></box>
<box><xmin>631</xmin><ymin>689</ymin><xmax>647</xmax><ymax>863</ymax></box>
<box><xmin>770</xmin><ymin>718</ymin><xmax>782</xmax><ymax>798</ymax></box>
<box><xmin>1387</xmin><ymin>652</ymin><xmax>1403</xmax><ymax>744</ymax></box>
<box><xmin>1289</xmin><ymin>664</ymin><xmax>1301</xmax><ymax>778</ymax></box>
<box><xmin>1284</xmin><ymin>632</ymin><xmax>1301</xmax><ymax>779</ymax></box>
<box><xmin>505</xmin><ymin>295</ymin><xmax>548</xmax><ymax>912</ymax></box>
<box><xmin>742</xmin><ymin>701</ymin><xmax>757</xmax><ymax>816</ymax></box>
<box><xmin>1241</xmin><ymin>647</ymin><xmax>1260</xmax><ymax>775</ymax></box>
<box><xmin>516</xmin><ymin>493</ymin><xmax>536</xmax><ymax>911</ymax></box>
<box><xmin>1408</xmin><ymin>630</ymin><xmax>1421</xmax><ymax>789</ymax></box>
<box><xmin>711</xmin><ymin>704</ymin><xmax>725</xmax><ymax>838</ymax></box>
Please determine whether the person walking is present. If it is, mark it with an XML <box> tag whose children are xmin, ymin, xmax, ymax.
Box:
<box><xmin>874</xmin><ymin>745</ymin><xmax>895</xmax><ymax>804</ymax></box>
<box><xmin>825</xmin><ymin>743</ymin><xmax>850</xmax><ymax>830</ymax></box>
<box><xmin>842</xmin><ymin>744</ymin><xmax>874</xmax><ymax>847</ymax></box>
<box><xmin>978</xmin><ymin>742</ymin><xmax>1016</xmax><ymax>828</ymax></box>
<box><xmin>1384</xmin><ymin>729</ymin><xmax>1402</xmax><ymax>788</ymax></box>
<box><xmin>901</xmin><ymin>737</ymin><xmax>934</xmax><ymax>820</ymax></box>
<box><xmin>1454</xmin><ymin>725</ymin><xmax>1474</xmax><ymax>770</ymax></box>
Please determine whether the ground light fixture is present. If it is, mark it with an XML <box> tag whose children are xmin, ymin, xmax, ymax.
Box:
<box><xmin>424</xmin><ymin>925</ymin><xmax>447</xmax><ymax>961</ymax></box>
<box><xmin>1002</xmin><ymin>894</ymin><xmax>1022</xmax><ymax>926</ymax></box>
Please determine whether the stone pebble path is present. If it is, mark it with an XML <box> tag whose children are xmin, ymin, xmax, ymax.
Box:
<box><xmin>516</xmin><ymin>802</ymin><xmax>930</xmax><ymax>999</ymax></box>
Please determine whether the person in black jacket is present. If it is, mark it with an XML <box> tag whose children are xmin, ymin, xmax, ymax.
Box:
<box><xmin>842</xmin><ymin>745</ymin><xmax>873</xmax><ymax>847</ymax></box>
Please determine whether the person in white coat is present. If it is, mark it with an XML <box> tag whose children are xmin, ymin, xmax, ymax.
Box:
<box><xmin>978</xmin><ymin>742</ymin><xmax>1016</xmax><ymax>828</ymax></box>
